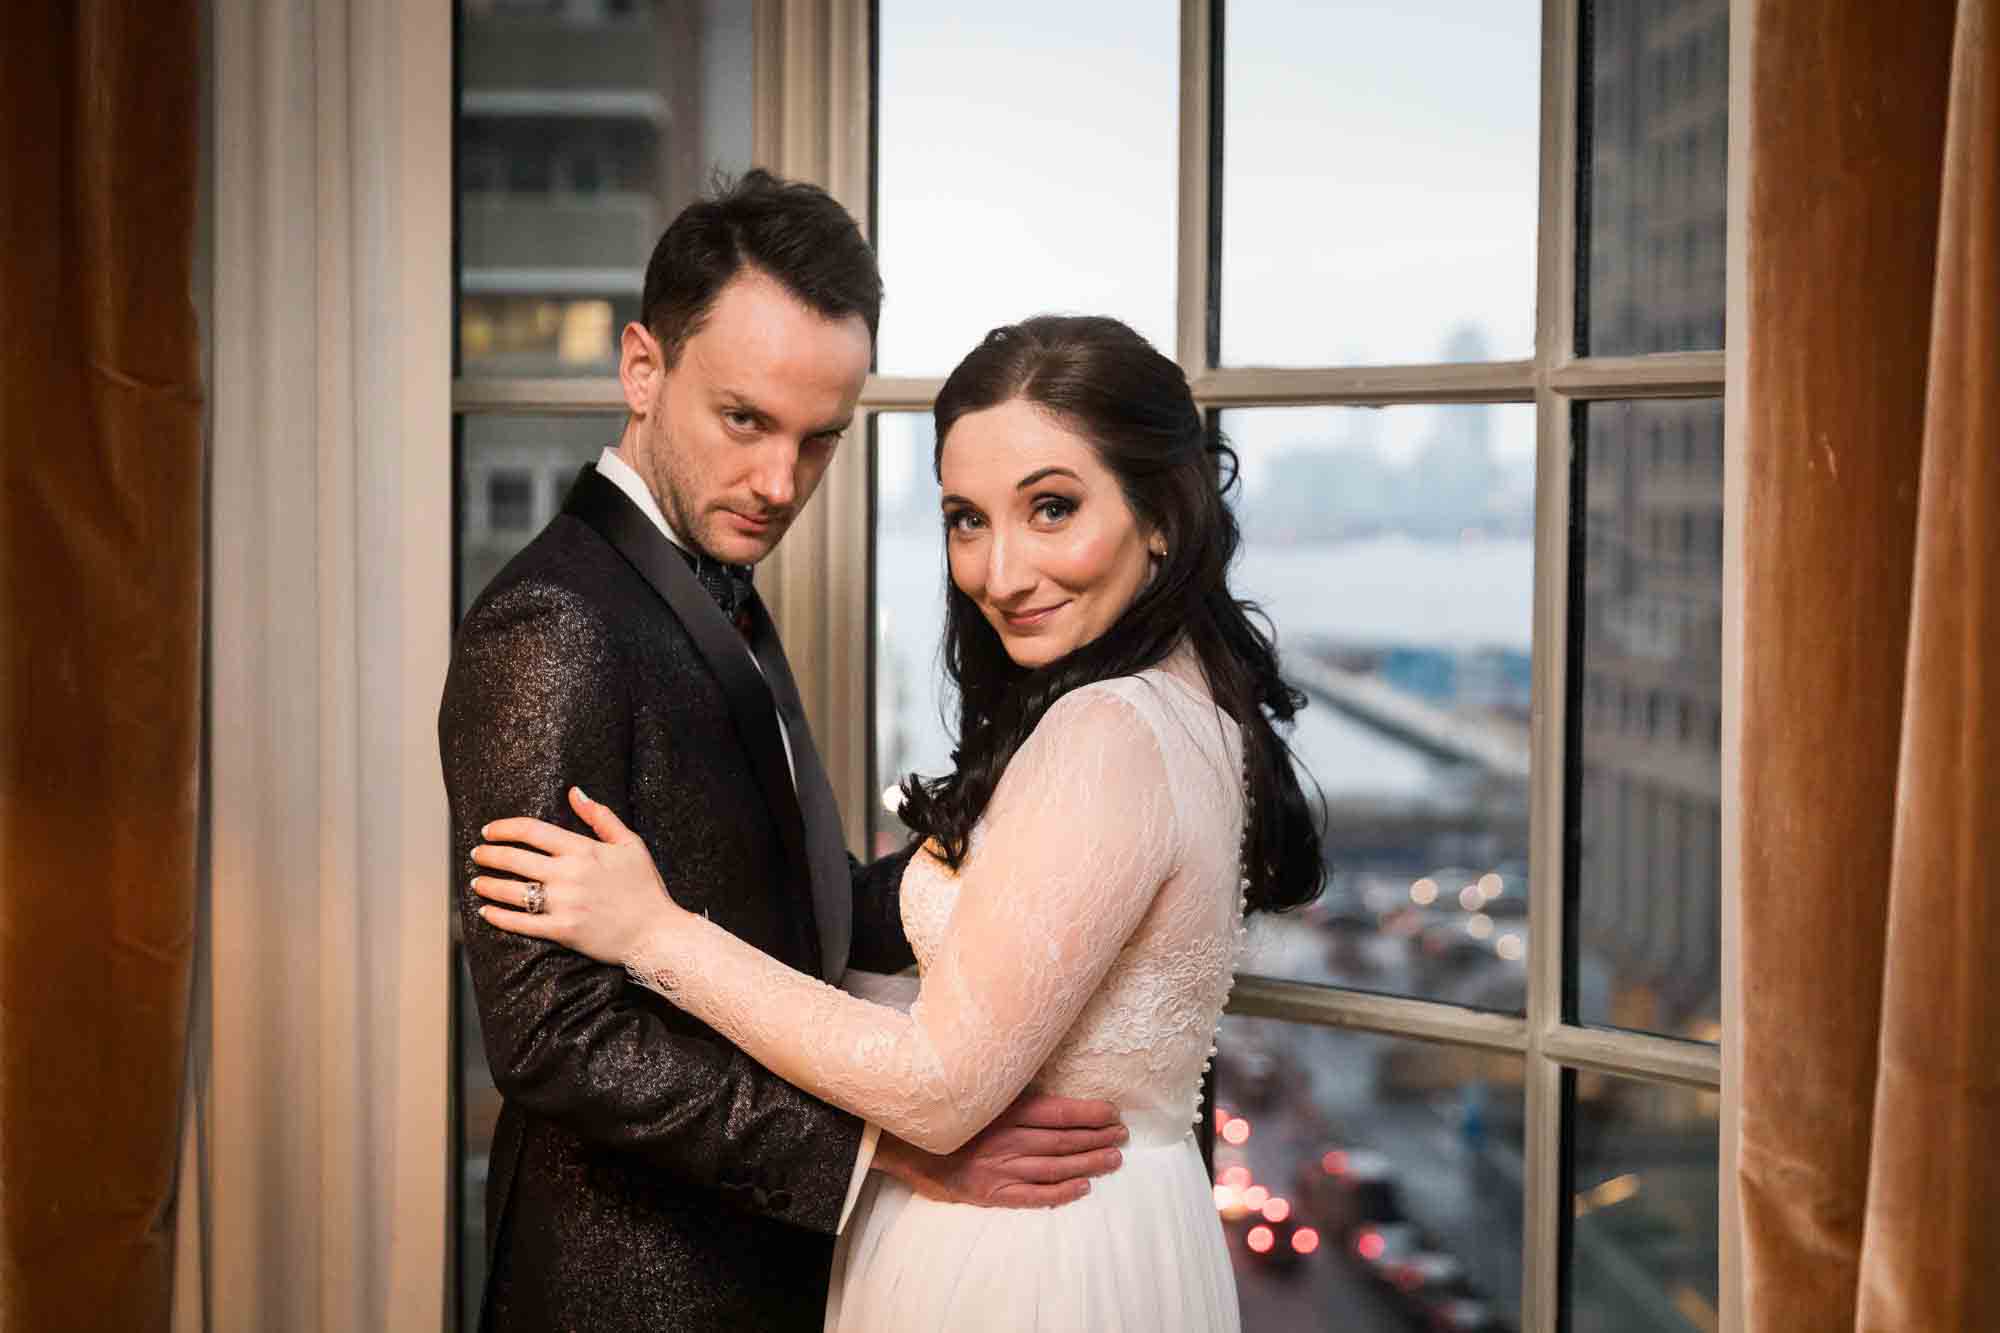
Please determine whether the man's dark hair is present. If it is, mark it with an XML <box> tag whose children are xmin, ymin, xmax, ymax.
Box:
<box><xmin>639</xmin><ymin>168</ymin><xmax>882</xmax><ymax>365</ymax></box>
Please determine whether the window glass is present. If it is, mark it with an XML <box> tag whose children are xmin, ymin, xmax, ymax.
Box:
<box><xmin>1221</xmin><ymin>405</ymin><xmax>1537</xmax><ymax>1012</ymax></box>
<box><xmin>456</xmin><ymin>414</ymin><xmax>621</xmax><ymax>618</ymax></box>
<box><xmin>1218</xmin><ymin>1015</ymin><xmax>1524</xmax><ymax>1331</ymax></box>
<box><xmin>1572</xmin><ymin>400</ymin><xmax>1723</xmax><ymax>1042</ymax></box>
<box><xmin>486</xmin><ymin>470</ymin><xmax>537</xmax><ymax>532</ymax></box>
<box><xmin>1566</xmin><ymin>1071</ymin><xmax>1721</xmax><ymax>1330</ymax></box>
<box><xmin>458</xmin><ymin>0</ymin><xmax>754</xmax><ymax>378</ymax></box>
<box><xmin>1221</xmin><ymin>1</ymin><xmax>1539</xmax><ymax>367</ymax></box>
<box><xmin>875</xmin><ymin>0</ymin><xmax>1178</xmax><ymax>375</ymax></box>
<box><xmin>871</xmin><ymin>412</ymin><xmax>950</xmax><ymax>851</ymax></box>
<box><xmin>1580</xmin><ymin>0</ymin><xmax>1729</xmax><ymax>354</ymax></box>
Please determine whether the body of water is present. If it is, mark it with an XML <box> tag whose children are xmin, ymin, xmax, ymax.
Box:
<box><xmin>873</xmin><ymin>533</ymin><xmax>1536</xmax><ymax>805</ymax></box>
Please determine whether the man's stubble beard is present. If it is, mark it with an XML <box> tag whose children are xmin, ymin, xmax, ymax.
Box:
<box><xmin>644</xmin><ymin>418</ymin><xmax>790</xmax><ymax>567</ymax></box>
<box><xmin>641</xmin><ymin>420</ymin><xmax>713</xmax><ymax>559</ymax></box>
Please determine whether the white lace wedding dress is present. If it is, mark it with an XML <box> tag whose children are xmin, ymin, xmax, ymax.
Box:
<box><xmin>628</xmin><ymin>664</ymin><xmax>1248</xmax><ymax>1331</ymax></box>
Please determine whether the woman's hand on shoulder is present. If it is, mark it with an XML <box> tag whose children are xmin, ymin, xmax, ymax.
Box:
<box><xmin>470</xmin><ymin>786</ymin><xmax>685</xmax><ymax>964</ymax></box>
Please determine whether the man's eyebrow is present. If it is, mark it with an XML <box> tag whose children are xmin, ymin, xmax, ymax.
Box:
<box><xmin>715</xmin><ymin>389</ymin><xmax>770</xmax><ymax>424</ymax></box>
<box><xmin>939</xmin><ymin>491</ymin><xmax>972</xmax><ymax>508</ymax></box>
<box><xmin>715</xmin><ymin>390</ymin><xmax>850</xmax><ymax>437</ymax></box>
<box><xmin>1016</xmin><ymin>466</ymin><xmax>1082</xmax><ymax>490</ymax></box>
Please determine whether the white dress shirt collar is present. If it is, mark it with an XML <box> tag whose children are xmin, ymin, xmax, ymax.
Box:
<box><xmin>597</xmin><ymin>446</ymin><xmax>688</xmax><ymax>554</ymax></box>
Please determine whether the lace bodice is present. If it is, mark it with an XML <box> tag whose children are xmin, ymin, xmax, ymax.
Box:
<box><xmin>627</xmin><ymin>666</ymin><xmax>1248</xmax><ymax>1155</ymax></box>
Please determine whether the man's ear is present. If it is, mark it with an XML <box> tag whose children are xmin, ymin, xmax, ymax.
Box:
<box><xmin>619</xmin><ymin>321</ymin><xmax>664</xmax><ymax>416</ymax></box>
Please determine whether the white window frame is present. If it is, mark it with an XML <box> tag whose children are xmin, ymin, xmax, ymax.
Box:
<box><xmin>449</xmin><ymin>2</ymin><xmax>1747</xmax><ymax>1328</ymax></box>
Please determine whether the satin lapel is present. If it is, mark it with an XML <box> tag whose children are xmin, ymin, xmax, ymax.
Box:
<box><xmin>560</xmin><ymin>467</ymin><xmax>815</xmax><ymax>961</ymax></box>
<box><xmin>743</xmin><ymin>595</ymin><xmax>853</xmax><ymax>980</ymax></box>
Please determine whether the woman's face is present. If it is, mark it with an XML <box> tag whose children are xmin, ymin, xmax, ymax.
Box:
<box><xmin>938</xmin><ymin>397</ymin><xmax>1160</xmax><ymax>669</ymax></box>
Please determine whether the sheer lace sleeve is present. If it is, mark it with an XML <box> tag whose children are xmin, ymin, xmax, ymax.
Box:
<box><xmin>624</xmin><ymin>682</ymin><xmax>1180</xmax><ymax>1154</ymax></box>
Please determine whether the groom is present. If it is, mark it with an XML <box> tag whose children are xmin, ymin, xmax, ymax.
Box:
<box><xmin>439</xmin><ymin>171</ymin><xmax>1125</xmax><ymax>1332</ymax></box>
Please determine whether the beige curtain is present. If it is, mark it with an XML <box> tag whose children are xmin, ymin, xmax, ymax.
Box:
<box><xmin>0</xmin><ymin>4</ymin><xmax>204</xmax><ymax>1330</ymax></box>
<box><xmin>1738</xmin><ymin>0</ymin><xmax>1999</xmax><ymax>1328</ymax></box>
<box><xmin>189</xmin><ymin>3</ymin><xmax>454</xmax><ymax>1327</ymax></box>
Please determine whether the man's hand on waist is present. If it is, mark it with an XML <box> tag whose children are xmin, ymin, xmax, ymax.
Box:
<box><xmin>870</xmin><ymin>1091</ymin><xmax>1126</xmax><ymax>1208</ymax></box>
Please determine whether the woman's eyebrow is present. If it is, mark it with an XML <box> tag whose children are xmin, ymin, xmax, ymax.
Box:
<box><xmin>1015</xmin><ymin>466</ymin><xmax>1082</xmax><ymax>490</ymax></box>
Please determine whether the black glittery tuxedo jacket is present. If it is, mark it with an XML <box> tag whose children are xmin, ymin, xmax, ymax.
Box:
<box><xmin>439</xmin><ymin>464</ymin><xmax>917</xmax><ymax>1333</ymax></box>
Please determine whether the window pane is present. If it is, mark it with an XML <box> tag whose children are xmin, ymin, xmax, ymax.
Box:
<box><xmin>457</xmin><ymin>413</ymin><xmax>622</xmax><ymax>618</ymax></box>
<box><xmin>1572</xmin><ymin>400</ymin><xmax>1722</xmax><ymax>1042</ymax></box>
<box><xmin>1217</xmin><ymin>1016</ymin><xmax>1524</xmax><ymax>1331</ymax></box>
<box><xmin>871</xmin><ymin>413</ymin><xmax>949</xmax><ymax>851</ymax></box>
<box><xmin>459</xmin><ymin>294</ymin><xmax>637</xmax><ymax>378</ymax></box>
<box><xmin>1221</xmin><ymin>406</ymin><xmax>1536</xmax><ymax>1013</ymax></box>
<box><xmin>1220</xmin><ymin>1</ymin><xmax>1539</xmax><ymax>368</ymax></box>
<box><xmin>875</xmin><ymin>1</ymin><xmax>1178</xmax><ymax>375</ymax></box>
<box><xmin>1566</xmin><ymin>1071</ymin><xmax>1720</xmax><ymax>1331</ymax></box>
<box><xmin>458</xmin><ymin>0</ymin><xmax>754</xmax><ymax>376</ymax></box>
<box><xmin>1579</xmin><ymin>0</ymin><xmax>1729</xmax><ymax>355</ymax></box>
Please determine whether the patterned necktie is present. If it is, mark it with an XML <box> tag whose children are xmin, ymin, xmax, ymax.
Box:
<box><xmin>674</xmin><ymin>543</ymin><xmax>756</xmax><ymax>639</ymax></box>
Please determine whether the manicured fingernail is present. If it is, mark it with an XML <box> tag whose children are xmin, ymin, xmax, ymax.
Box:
<box><xmin>481</xmin><ymin>823</ymin><xmax>492</xmax><ymax>837</ymax></box>
<box><xmin>574</xmin><ymin>787</ymin><xmax>591</xmax><ymax>804</ymax></box>
<box><xmin>477</xmin><ymin>906</ymin><xmax>489</xmax><ymax>919</ymax></box>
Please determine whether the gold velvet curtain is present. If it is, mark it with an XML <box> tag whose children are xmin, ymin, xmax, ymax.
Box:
<box><xmin>1</xmin><ymin>4</ymin><xmax>203</xmax><ymax>1330</ymax></box>
<box><xmin>1739</xmin><ymin>0</ymin><xmax>1999</xmax><ymax>1328</ymax></box>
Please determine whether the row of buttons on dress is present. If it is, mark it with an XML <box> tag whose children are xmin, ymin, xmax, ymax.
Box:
<box><xmin>1193</xmin><ymin>731</ymin><xmax>1256</xmax><ymax>1127</ymax></box>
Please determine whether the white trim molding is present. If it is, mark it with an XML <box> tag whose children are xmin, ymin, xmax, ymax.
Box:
<box><xmin>195</xmin><ymin>1</ymin><xmax>452</xmax><ymax>1327</ymax></box>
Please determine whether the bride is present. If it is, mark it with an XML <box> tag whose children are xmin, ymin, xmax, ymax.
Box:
<box><xmin>472</xmin><ymin>314</ymin><xmax>1324</xmax><ymax>1331</ymax></box>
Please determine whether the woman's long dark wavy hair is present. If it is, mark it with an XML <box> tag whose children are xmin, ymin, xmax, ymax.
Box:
<box><xmin>897</xmin><ymin>315</ymin><xmax>1325</xmax><ymax>915</ymax></box>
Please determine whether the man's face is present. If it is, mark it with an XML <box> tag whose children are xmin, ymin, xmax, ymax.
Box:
<box><xmin>617</xmin><ymin>268</ymin><xmax>872</xmax><ymax>565</ymax></box>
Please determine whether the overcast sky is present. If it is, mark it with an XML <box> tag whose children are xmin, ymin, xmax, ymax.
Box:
<box><xmin>873</xmin><ymin>0</ymin><xmax>1542</xmax><ymax>502</ymax></box>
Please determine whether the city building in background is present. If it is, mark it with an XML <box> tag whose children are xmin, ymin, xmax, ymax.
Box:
<box><xmin>1577</xmin><ymin>0</ymin><xmax>1729</xmax><ymax>1041</ymax></box>
<box><xmin>456</xmin><ymin>0</ymin><xmax>751</xmax><ymax>612</ymax></box>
